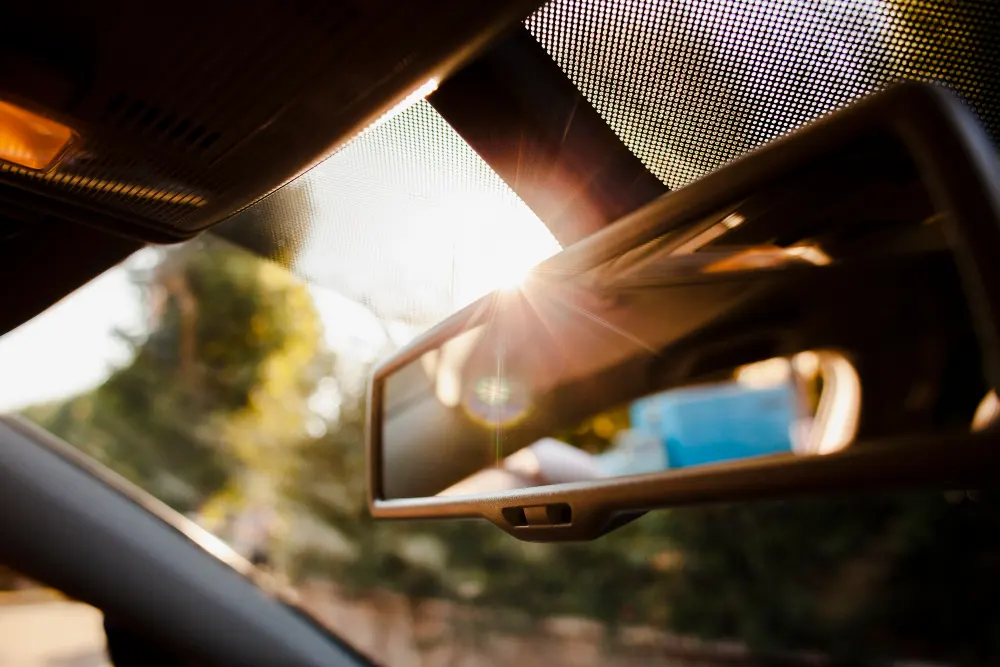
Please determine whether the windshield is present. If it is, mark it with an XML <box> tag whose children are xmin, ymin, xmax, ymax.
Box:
<box><xmin>5</xmin><ymin>183</ymin><xmax>999</xmax><ymax>667</ymax></box>
<box><xmin>3</xmin><ymin>1</ymin><xmax>1000</xmax><ymax>665</ymax></box>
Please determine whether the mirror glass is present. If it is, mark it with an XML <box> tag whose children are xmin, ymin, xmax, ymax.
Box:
<box><xmin>436</xmin><ymin>351</ymin><xmax>858</xmax><ymax>497</ymax></box>
<box><xmin>377</xmin><ymin>131</ymin><xmax>991</xmax><ymax>501</ymax></box>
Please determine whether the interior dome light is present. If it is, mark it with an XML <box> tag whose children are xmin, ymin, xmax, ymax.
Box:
<box><xmin>0</xmin><ymin>100</ymin><xmax>73</xmax><ymax>171</ymax></box>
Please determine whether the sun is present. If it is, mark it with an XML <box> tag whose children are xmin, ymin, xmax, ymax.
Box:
<box><xmin>495</xmin><ymin>264</ymin><xmax>533</xmax><ymax>294</ymax></box>
<box><xmin>449</xmin><ymin>203</ymin><xmax>559</xmax><ymax>306</ymax></box>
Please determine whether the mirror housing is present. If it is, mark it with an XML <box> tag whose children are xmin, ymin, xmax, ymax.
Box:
<box><xmin>367</xmin><ymin>83</ymin><xmax>1000</xmax><ymax>541</ymax></box>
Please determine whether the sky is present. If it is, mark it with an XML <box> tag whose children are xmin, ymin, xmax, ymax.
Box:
<box><xmin>0</xmin><ymin>255</ymin><xmax>412</xmax><ymax>412</ymax></box>
<box><xmin>0</xmin><ymin>262</ymin><xmax>141</xmax><ymax>411</ymax></box>
<box><xmin>280</xmin><ymin>99</ymin><xmax>559</xmax><ymax>326</ymax></box>
<box><xmin>0</xmin><ymin>233</ymin><xmax>554</xmax><ymax>413</ymax></box>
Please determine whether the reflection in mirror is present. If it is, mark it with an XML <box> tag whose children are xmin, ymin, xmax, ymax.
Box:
<box><xmin>377</xmin><ymin>129</ymin><xmax>990</xmax><ymax>502</ymax></box>
<box><xmin>438</xmin><ymin>352</ymin><xmax>860</xmax><ymax>497</ymax></box>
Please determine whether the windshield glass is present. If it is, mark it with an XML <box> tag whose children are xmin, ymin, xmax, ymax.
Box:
<box><xmin>5</xmin><ymin>219</ymin><xmax>999</xmax><ymax>667</ymax></box>
<box><xmin>3</xmin><ymin>1</ymin><xmax>1000</xmax><ymax>665</ymax></box>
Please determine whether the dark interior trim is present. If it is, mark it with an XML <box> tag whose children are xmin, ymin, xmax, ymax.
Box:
<box><xmin>0</xmin><ymin>416</ymin><xmax>370</xmax><ymax>667</ymax></box>
<box><xmin>0</xmin><ymin>215</ymin><xmax>142</xmax><ymax>337</ymax></box>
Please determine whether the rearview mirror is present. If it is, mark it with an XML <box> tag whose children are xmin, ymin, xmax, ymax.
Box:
<box><xmin>367</xmin><ymin>83</ymin><xmax>1000</xmax><ymax>541</ymax></box>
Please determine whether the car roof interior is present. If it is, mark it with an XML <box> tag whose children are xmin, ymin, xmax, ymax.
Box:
<box><xmin>0</xmin><ymin>1</ymin><xmax>559</xmax><ymax>338</ymax></box>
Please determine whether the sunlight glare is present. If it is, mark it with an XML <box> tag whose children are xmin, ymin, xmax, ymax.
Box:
<box><xmin>496</xmin><ymin>264</ymin><xmax>533</xmax><ymax>294</ymax></box>
<box><xmin>447</xmin><ymin>193</ymin><xmax>559</xmax><ymax>307</ymax></box>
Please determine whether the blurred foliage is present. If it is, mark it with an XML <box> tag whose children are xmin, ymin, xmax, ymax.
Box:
<box><xmin>556</xmin><ymin>405</ymin><xmax>632</xmax><ymax>454</ymax></box>
<box><xmin>22</xmin><ymin>240</ymin><xmax>1000</xmax><ymax>666</ymax></box>
<box><xmin>25</xmin><ymin>236</ymin><xmax>326</xmax><ymax>513</ymax></box>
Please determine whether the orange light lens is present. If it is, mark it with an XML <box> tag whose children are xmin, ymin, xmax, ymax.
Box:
<box><xmin>0</xmin><ymin>100</ymin><xmax>73</xmax><ymax>170</ymax></box>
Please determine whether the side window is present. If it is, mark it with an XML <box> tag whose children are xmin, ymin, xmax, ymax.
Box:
<box><xmin>0</xmin><ymin>565</ymin><xmax>109</xmax><ymax>667</ymax></box>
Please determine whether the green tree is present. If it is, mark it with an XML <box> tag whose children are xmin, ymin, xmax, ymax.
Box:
<box><xmin>25</xmin><ymin>236</ymin><xmax>327</xmax><ymax>514</ymax></box>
